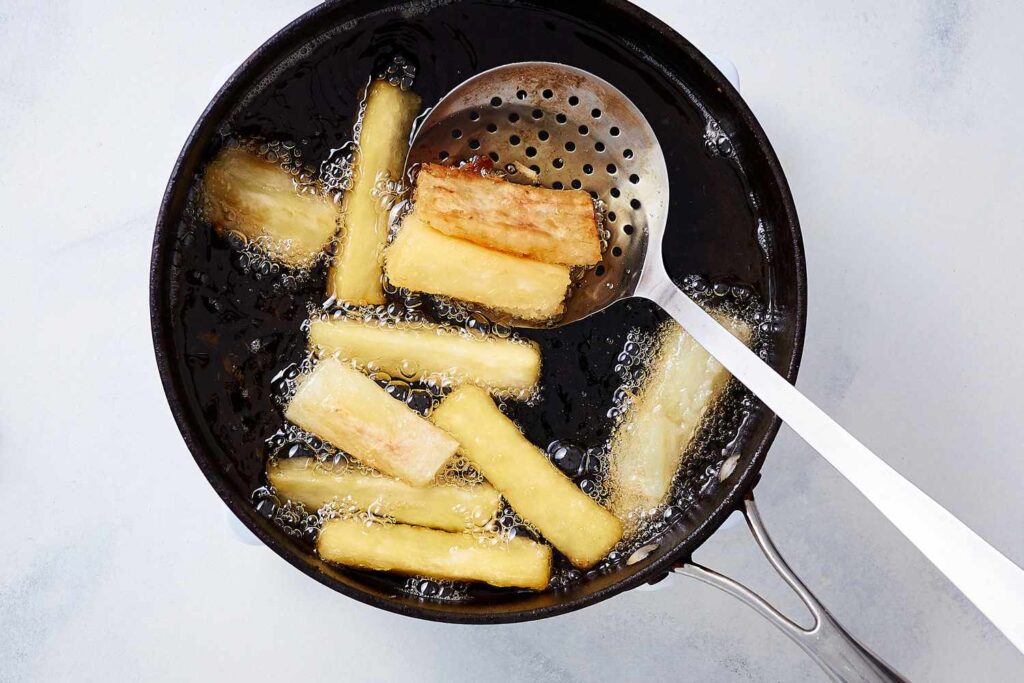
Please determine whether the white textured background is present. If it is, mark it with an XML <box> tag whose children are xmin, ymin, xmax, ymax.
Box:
<box><xmin>2</xmin><ymin>1</ymin><xmax>1022</xmax><ymax>680</ymax></box>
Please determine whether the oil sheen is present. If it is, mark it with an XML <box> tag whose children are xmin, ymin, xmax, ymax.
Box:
<box><xmin>168</xmin><ymin>2</ymin><xmax>780</xmax><ymax>603</ymax></box>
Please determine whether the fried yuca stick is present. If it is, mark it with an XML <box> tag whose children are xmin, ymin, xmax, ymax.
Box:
<box><xmin>412</xmin><ymin>163</ymin><xmax>601</xmax><ymax>266</ymax></box>
<box><xmin>309</xmin><ymin>317</ymin><xmax>540</xmax><ymax>394</ymax></box>
<box><xmin>318</xmin><ymin>517</ymin><xmax>552</xmax><ymax>590</ymax></box>
<box><xmin>431</xmin><ymin>386</ymin><xmax>622</xmax><ymax>569</ymax></box>
<box><xmin>202</xmin><ymin>147</ymin><xmax>339</xmax><ymax>268</ymax></box>
<box><xmin>268</xmin><ymin>457</ymin><xmax>500</xmax><ymax>531</ymax></box>
<box><xmin>328</xmin><ymin>80</ymin><xmax>421</xmax><ymax>304</ymax></box>
<box><xmin>385</xmin><ymin>211</ymin><xmax>571</xmax><ymax>321</ymax></box>
<box><xmin>606</xmin><ymin>316</ymin><xmax>753</xmax><ymax>537</ymax></box>
<box><xmin>284</xmin><ymin>358</ymin><xmax>458</xmax><ymax>486</ymax></box>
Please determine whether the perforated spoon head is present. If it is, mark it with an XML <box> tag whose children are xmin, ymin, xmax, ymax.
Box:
<box><xmin>407</xmin><ymin>62</ymin><xmax>669</xmax><ymax>327</ymax></box>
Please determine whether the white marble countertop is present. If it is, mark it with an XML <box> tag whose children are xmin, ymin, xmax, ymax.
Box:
<box><xmin>2</xmin><ymin>1</ymin><xmax>1023</xmax><ymax>680</ymax></box>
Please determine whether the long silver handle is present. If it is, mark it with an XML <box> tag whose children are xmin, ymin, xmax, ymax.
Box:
<box><xmin>676</xmin><ymin>494</ymin><xmax>906</xmax><ymax>682</ymax></box>
<box><xmin>638</xmin><ymin>264</ymin><xmax>1024</xmax><ymax>654</ymax></box>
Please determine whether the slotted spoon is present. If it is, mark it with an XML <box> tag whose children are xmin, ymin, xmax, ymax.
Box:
<box><xmin>407</xmin><ymin>62</ymin><xmax>1024</xmax><ymax>656</ymax></box>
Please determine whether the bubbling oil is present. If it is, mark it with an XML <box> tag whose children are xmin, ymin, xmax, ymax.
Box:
<box><xmin>232</xmin><ymin>159</ymin><xmax>770</xmax><ymax>592</ymax></box>
<box><xmin>197</xmin><ymin>136</ymin><xmax>348</xmax><ymax>290</ymax></box>
<box><xmin>594</xmin><ymin>281</ymin><xmax>768</xmax><ymax>565</ymax></box>
<box><xmin>252</xmin><ymin>266</ymin><xmax>770</xmax><ymax>595</ymax></box>
<box><xmin>174</xmin><ymin>24</ymin><xmax>782</xmax><ymax>604</ymax></box>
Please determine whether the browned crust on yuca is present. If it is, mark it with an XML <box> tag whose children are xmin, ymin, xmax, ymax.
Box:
<box><xmin>412</xmin><ymin>163</ymin><xmax>601</xmax><ymax>266</ymax></box>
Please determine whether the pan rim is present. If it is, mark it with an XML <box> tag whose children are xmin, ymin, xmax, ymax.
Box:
<box><xmin>150</xmin><ymin>0</ymin><xmax>807</xmax><ymax>624</ymax></box>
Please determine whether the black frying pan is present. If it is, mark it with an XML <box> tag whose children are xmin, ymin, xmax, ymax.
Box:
<box><xmin>151</xmin><ymin>1</ymin><xmax>902</xmax><ymax>678</ymax></box>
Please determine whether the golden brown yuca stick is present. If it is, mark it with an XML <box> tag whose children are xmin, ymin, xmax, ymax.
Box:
<box><xmin>385</xmin><ymin>211</ymin><xmax>571</xmax><ymax>321</ymax></box>
<box><xmin>318</xmin><ymin>517</ymin><xmax>552</xmax><ymax>590</ymax></box>
<box><xmin>328</xmin><ymin>80</ymin><xmax>421</xmax><ymax>304</ymax></box>
<box><xmin>284</xmin><ymin>358</ymin><xmax>458</xmax><ymax>486</ymax></box>
<box><xmin>412</xmin><ymin>163</ymin><xmax>601</xmax><ymax>266</ymax></box>
<box><xmin>431</xmin><ymin>386</ymin><xmax>622</xmax><ymax>568</ymax></box>
<box><xmin>606</xmin><ymin>316</ymin><xmax>753</xmax><ymax>537</ymax></box>
<box><xmin>202</xmin><ymin>147</ymin><xmax>339</xmax><ymax>268</ymax></box>
<box><xmin>308</xmin><ymin>316</ymin><xmax>541</xmax><ymax>394</ymax></box>
<box><xmin>268</xmin><ymin>457</ymin><xmax>500</xmax><ymax>531</ymax></box>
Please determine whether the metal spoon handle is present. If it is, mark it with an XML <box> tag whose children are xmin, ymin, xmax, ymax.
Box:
<box><xmin>638</xmin><ymin>266</ymin><xmax>1024</xmax><ymax>654</ymax></box>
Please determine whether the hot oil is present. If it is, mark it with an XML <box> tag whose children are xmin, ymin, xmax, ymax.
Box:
<box><xmin>170</xmin><ymin>3</ymin><xmax>780</xmax><ymax>604</ymax></box>
<box><xmin>251</xmin><ymin>268</ymin><xmax>768</xmax><ymax>597</ymax></box>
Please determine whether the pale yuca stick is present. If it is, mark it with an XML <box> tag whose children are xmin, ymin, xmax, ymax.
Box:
<box><xmin>328</xmin><ymin>80</ymin><xmax>421</xmax><ymax>305</ymax></box>
<box><xmin>385</xmin><ymin>211</ymin><xmax>571</xmax><ymax>321</ymax></box>
<box><xmin>284</xmin><ymin>358</ymin><xmax>458</xmax><ymax>486</ymax></box>
<box><xmin>309</xmin><ymin>317</ymin><xmax>541</xmax><ymax>394</ymax></box>
<box><xmin>431</xmin><ymin>386</ymin><xmax>622</xmax><ymax>568</ymax></box>
<box><xmin>318</xmin><ymin>517</ymin><xmax>552</xmax><ymax>590</ymax></box>
<box><xmin>412</xmin><ymin>163</ymin><xmax>601</xmax><ymax>266</ymax></box>
<box><xmin>268</xmin><ymin>457</ymin><xmax>500</xmax><ymax>531</ymax></box>
<box><xmin>202</xmin><ymin>147</ymin><xmax>339</xmax><ymax>268</ymax></box>
<box><xmin>607</xmin><ymin>316</ymin><xmax>753</xmax><ymax>536</ymax></box>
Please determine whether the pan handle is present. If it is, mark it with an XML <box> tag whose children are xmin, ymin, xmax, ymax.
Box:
<box><xmin>640</xmin><ymin>265</ymin><xmax>1024</xmax><ymax>653</ymax></box>
<box><xmin>673</xmin><ymin>493</ymin><xmax>907</xmax><ymax>682</ymax></box>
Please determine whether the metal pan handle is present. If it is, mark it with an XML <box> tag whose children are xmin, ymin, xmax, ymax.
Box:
<box><xmin>641</xmin><ymin>267</ymin><xmax>1024</xmax><ymax>653</ymax></box>
<box><xmin>674</xmin><ymin>493</ymin><xmax>907</xmax><ymax>682</ymax></box>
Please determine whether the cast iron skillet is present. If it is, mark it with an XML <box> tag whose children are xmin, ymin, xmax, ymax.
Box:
<box><xmin>152</xmin><ymin>0</ymin><xmax>805</xmax><ymax>624</ymax></box>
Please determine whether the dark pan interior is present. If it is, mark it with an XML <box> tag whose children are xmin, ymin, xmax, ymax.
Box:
<box><xmin>151</xmin><ymin>0</ymin><xmax>806</xmax><ymax>623</ymax></box>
